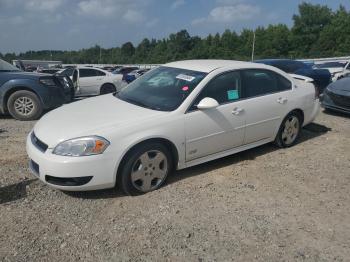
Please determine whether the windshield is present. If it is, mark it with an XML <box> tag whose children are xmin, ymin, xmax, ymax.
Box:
<box><xmin>116</xmin><ymin>66</ymin><xmax>207</xmax><ymax>111</ymax></box>
<box><xmin>0</xmin><ymin>59</ymin><xmax>20</xmax><ymax>72</ymax></box>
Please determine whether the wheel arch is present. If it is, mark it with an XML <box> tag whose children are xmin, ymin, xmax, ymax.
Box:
<box><xmin>289</xmin><ymin>108</ymin><xmax>304</xmax><ymax>125</ymax></box>
<box><xmin>116</xmin><ymin>137</ymin><xmax>179</xmax><ymax>182</ymax></box>
<box><xmin>100</xmin><ymin>82</ymin><xmax>116</xmax><ymax>91</ymax></box>
<box><xmin>273</xmin><ymin>108</ymin><xmax>305</xmax><ymax>140</ymax></box>
<box><xmin>3</xmin><ymin>86</ymin><xmax>41</xmax><ymax>113</ymax></box>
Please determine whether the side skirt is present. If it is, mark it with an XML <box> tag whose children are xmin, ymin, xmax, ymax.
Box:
<box><xmin>181</xmin><ymin>138</ymin><xmax>273</xmax><ymax>169</ymax></box>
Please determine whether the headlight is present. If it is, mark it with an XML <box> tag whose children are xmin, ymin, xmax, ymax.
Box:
<box><xmin>53</xmin><ymin>136</ymin><xmax>110</xmax><ymax>157</ymax></box>
<box><xmin>39</xmin><ymin>77</ymin><xmax>56</xmax><ymax>86</ymax></box>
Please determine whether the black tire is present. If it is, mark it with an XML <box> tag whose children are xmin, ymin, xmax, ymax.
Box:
<box><xmin>7</xmin><ymin>90</ymin><xmax>43</xmax><ymax>121</ymax></box>
<box><xmin>117</xmin><ymin>142</ymin><xmax>173</xmax><ymax>195</ymax></box>
<box><xmin>274</xmin><ymin>111</ymin><xmax>302</xmax><ymax>148</ymax></box>
<box><xmin>100</xmin><ymin>84</ymin><xmax>116</xmax><ymax>95</ymax></box>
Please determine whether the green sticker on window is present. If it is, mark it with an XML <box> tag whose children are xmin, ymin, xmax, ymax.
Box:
<box><xmin>227</xmin><ymin>90</ymin><xmax>239</xmax><ymax>100</ymax></box>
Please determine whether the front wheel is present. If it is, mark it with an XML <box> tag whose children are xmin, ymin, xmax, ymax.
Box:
<box><xmin>7</xmin><ymin>90</ymin><xmax>43</xmax><ymax>121</ymax></box>
<box><xmin>274</xmin><ymin>112</ymin><xmax>302</xmax><ymax>148</ymax></box>
<box><xmin>118</xmin><ymin>143</ymin><xmax>173</xmax><ymax>195</ymax></box>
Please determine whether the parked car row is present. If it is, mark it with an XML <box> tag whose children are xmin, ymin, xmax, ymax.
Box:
<box><xmin>3</xmin><ymin>57</ymin><xmax>348</xmax><ymax>122</ymax></box>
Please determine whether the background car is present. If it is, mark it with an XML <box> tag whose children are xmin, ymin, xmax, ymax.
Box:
<box><xmin>27</xmin><ymin>60</ymin><xmax>320</xmax><ymax>194</ymax></box>
<box><xmin>124</xmin><ymin>68</ymin><xmax>151</xmax><ymax>83</ymax></box>
<box><xmin>255</xmin><ymin>59</ymin><xmax>332</xmax><ymax>93</ymax></box>
<box><xmin>58</xmin><ymin>67</ymin><xmax>126</xmax><ymax>97</ymax></box>
<box><xmin>321</xmin><ymin>76</ymin><xmax>350</xmax><ymax>114</ymax></box>
<box><xmin>0</xmin><ymin>59</ymin><xmax>73</xmax><ymax>121</ymax></box>
<box><xmin>314</xmin><ymin>61</ymin><xmax>350</xmax><ymax>81</ymax></box>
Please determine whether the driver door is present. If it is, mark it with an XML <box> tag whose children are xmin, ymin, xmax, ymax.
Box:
<box><xmin>184</xmin><ymin>71</ymin><xmax>246</xmax><ymax>161</ymax></box>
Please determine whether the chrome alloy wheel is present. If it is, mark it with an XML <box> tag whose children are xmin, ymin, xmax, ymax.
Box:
<box><xmin>14</xmin><ymin>96</ymin><xmax>35</xmax><ymax>116</ymax></box>
<box><xmin>130</xmin><ymin>150</ymin><xmax>168</xmax><ymax>192</ymax></box>
<box><xmin>282</xmin><ymin>115</ymin><xmax>300</xmax><ymax>145</ymax></box>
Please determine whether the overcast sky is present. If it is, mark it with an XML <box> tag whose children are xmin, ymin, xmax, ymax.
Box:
<box><xmin>0</xmin><ymin>0</ymin><xmax>349</xmax><ymax>53</ymax></box>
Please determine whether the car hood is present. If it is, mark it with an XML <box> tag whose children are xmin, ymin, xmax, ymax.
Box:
<box><xmin>328</xmin><ymin>78</ymin><xmax>350</xmax><ymax>93</ymax></box>
<box><xmin>33</xmin><ymin>94</ymin><xmax>166</xmax><ymax>147</ymax></box>
<box><xmin>4</xmin><ymin>71</ymin><xmax>50</xmax><ymax>78</ymax></box>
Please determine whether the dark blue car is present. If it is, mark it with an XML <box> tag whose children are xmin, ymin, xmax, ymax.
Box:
<box><xmin>255</xmin><ymin>59</ymin><xmax>331</xmax><ymax>93</ymax></box>
<box><xmin>0</xmin><ymin>59</ymin><xmax>73</xmax><ymax>121</ymax></box>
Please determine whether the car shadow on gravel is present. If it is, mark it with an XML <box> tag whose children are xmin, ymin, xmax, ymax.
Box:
<box><xmin>63</xmin><ymin>188</ymin><xmax>125</xmax><ymax>200</ymax></box>
<box><xmin>167</xmin><ymin>122</ymin><xmax>331</xmax><ymax>186</ymax></box>
<box><xmin>0</xmin><ymin>112</ymin><xmax>16</xmax><ymax>119</ymax></box>
<box><xmin>61</xmin><ymin>122</ymin><xmax>331</xmax><ymax>199</ymax></box>
<box><xmin>0</xmin><ymin>179</ymin><xmax>37</xmax><ymax>204</ymax></box>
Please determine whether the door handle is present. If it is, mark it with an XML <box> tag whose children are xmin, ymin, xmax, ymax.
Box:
<box><xmin>277</xmin><ymin>97</ymin><xmax>288</xmax><ymax>104</ymax></box>
<box><xmin>232</xmin><ymin>107</ymin><xmax>244</xmax><ymax>115</ymax></box>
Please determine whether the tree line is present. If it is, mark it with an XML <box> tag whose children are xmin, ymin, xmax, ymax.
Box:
<box><xmin>1</xmin><ymin>3</ymin><xmax>349</xmax><ymax>65</ymax></box>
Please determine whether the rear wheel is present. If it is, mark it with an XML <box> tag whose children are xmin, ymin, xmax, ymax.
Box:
<box><xmin>118</xmin><ymin>143</ymin><xmax>173</xmax><ymax>195</ymax></box>
<box><xmin>274</xmin><ymin>112</ymin><xmax>302</xmax><ymax>148</ymax></box>
<box><xmin>100</xmin><ymin>84</ymin><xmax>116</xmax><ymax>95</ymax></box>
<box><xmin>7</xmin><ymin>90</ymin><xmax>43</xmax><ymax>121</ymax></box>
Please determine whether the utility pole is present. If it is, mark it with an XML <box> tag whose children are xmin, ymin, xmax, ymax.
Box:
<box><xmin>99</xmin><ymin>47</ymin><xmax>102</xmax><ymax>64</ymax></box>
<box><xmin>251</xmin><ymin>31</ymin><xmax>256</xmax><ymax>61</ymax></box>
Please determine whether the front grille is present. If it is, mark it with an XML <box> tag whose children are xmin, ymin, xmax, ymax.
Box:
<box><xmin>31</xmin><ymin>132</ymin><xmax>48</xmax><ymax>153</ymax></box>
<box><xmin>327</xmin><ymin>91</ymin><xmax>350</xmax><ymax>109</ymax></box>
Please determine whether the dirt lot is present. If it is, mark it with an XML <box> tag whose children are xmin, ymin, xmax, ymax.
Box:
<box><xmin>0</xmin><ymin>110</ymin><xmax>349</xmax><ymax>261</ymax></box>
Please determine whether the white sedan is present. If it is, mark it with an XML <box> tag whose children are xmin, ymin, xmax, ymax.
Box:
<box><xmin>58</xmin><ymin>67</ymin><xmax>126</xmax><ymax>97</ymax></box>
<box><xmin>27</xmin><ymin>60</ymin><xmax>320</xmax><ymax>194</ymax></box>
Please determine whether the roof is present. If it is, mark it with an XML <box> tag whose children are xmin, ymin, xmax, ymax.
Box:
<box><xmin>164</xmin><ymin>60</ymin><xmax>268</xmax><ymax>73</ymax></box>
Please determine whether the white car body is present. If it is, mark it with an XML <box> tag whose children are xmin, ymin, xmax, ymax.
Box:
<box><xmin>27</xmin><ymin>60</ymin><xmax>320</xmax><ymax>191</ymax></box>
<box><xmin>314</xmin><ymin>61</ymin><xmax>350</xmax><ymax>81</ymax></box>
<box><xmin>58</xmin><ymin>67</ymin><xmax>126</xmax><ymax>96</ymax></box>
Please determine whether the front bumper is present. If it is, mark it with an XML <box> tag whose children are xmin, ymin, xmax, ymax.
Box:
<box><xmin>26</xmin><ymin>132</ymin><xmax>117</xmax><ymax>191</ymax></box>
<box><xmin>321</xmin><ymin>92</ymin><xmax>350</xmax><ymax>114</ymax></box>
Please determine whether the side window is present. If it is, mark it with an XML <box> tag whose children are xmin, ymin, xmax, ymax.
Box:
<box><xmin>95</xmin><ymin>70</ymin><xmax>106</xmax><ymax>76</ymax></box>
<box><xmin>192</xmin><ymin>71</ymin><xmax>241</xmax><ymax>109</ymax></box>
<box><xmin>79</xmin><ymin>69</ymin><xmax>97</xmax><ymax>78</ymax></box>
<box><xmin>241</xmin><ymin>69</ymin><xmax>279</xmax><ymax>98</ymax></box>
<box><xmin>276</xmin><ymin>74</ymin><xmax>292</xmax><ymax>91</ymax></box>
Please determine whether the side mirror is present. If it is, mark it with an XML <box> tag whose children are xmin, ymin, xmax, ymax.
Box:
<box><xmin>197</xmin><ymin>97</ymin><xmax>219</xmax><ymax>110</ymax></box>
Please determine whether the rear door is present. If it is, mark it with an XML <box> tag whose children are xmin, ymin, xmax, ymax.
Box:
<box><xmin>239</xmin><ymin>69</ymin><xmax>293</xmax><ymax>144</ymax></box>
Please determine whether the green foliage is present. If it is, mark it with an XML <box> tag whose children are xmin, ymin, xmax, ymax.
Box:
<box><xmin>3</xmin><ymin>3</ymin><xmax>350</xmax><ymax>64</ymax></box>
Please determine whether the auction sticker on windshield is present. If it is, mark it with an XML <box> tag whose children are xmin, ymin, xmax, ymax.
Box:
<box><xmin>176</xmin><ymin>74</ymin><xmax>196</xmax><ymax>82</ymax></box>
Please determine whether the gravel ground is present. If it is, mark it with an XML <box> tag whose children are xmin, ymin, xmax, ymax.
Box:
<box><xmin>0</xmin><ymin>110</ymin><xmax>349</xmax><ymax>261</ymax></box>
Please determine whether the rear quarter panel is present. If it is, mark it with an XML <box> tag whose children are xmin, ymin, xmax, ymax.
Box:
<box><xmin>291</xmin><ymin>79</ymin><xmax>320</xmax><ymax>125</ymax></box>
